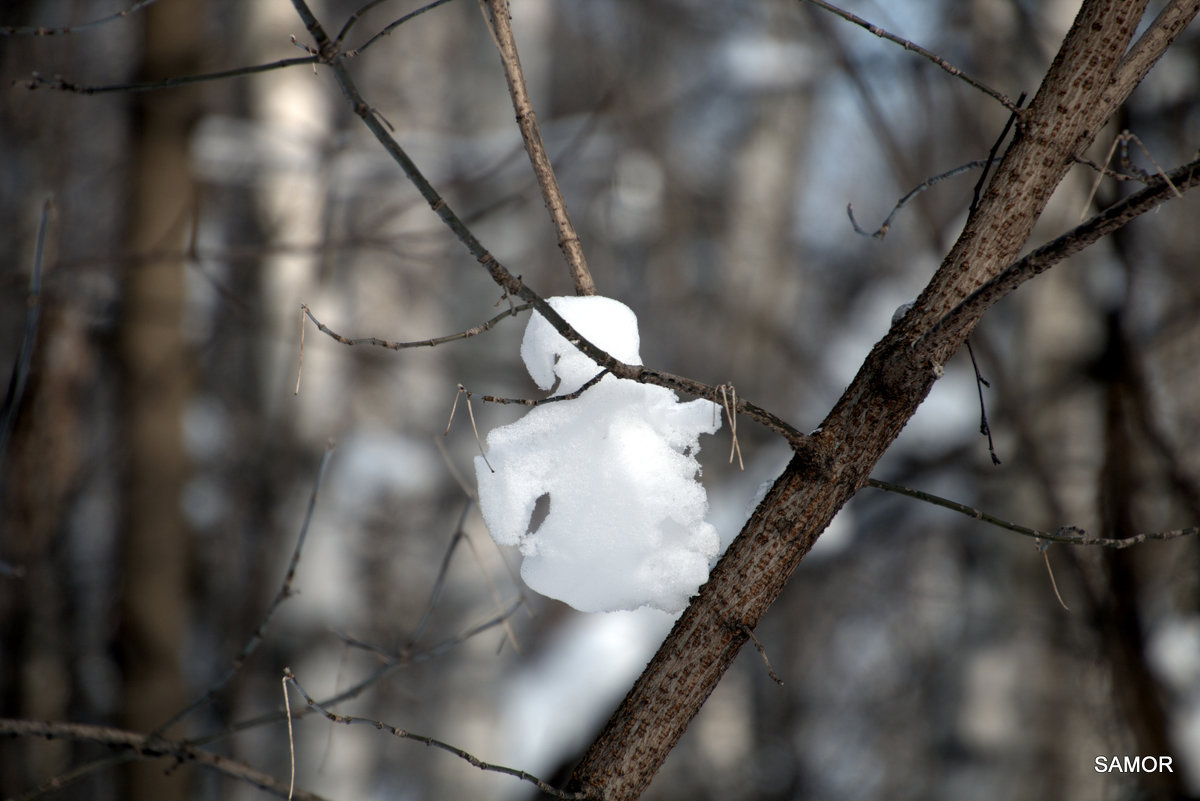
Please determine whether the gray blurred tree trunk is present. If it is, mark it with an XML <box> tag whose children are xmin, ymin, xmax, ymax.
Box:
<box><xmin>118</xmin><ymin>1</ymin><xmax>205</xmax><ymax>798</ymax></box>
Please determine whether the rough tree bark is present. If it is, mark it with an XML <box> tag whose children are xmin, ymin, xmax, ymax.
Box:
<box><xmin>563</xmin><ymin>1</ymin><xmax>1198</xmax><ymax>798</ymax></box>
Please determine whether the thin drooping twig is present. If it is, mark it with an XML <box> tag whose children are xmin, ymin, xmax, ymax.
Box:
<box><xmin>1080</xmin><ymin>129</ymin><xmax>1184</xmax><ymax>219</ymax></box>
<box><xmin>480</xmin><ymin>0</ymin><xmax>595</xmax><ymax>296</ymax></box>
<box><xmin>188</xmin><ymin>600</ymin><xmax>524</xmax><ymax>753</ymax></box>
<box><xmin>392</xmin><ymin>500</ymin><xmax>522</xmax><ymax>656</ymax></box>
<box><xmin>964</xmin><ymin>340</ymin><xmax>1001</xmax><ymax>465</ymax></box>
<box><xmin>446</xmin><ymin>384</ymin><xmax>493</xmax><ymax>471</ymax></box>
<box><xmin>283</xmin><ymin>669</ymin><xmax>587</xmax><ymax>799</ymax></box>
<box><xmin>1</xmin><ymin>0</ymin><xmax>160</xmax><ymax>36</ymax></box>
<box><xmin>740</xmin><ymin>624</ymin><xmax>783</xmax><ymax>685</ymax></box>
<box><xmin>283</xmin><ymin>675</ymin><xmax>297</xmax><ymax>801</ymax></box>
<box><xmin>0</xmin><ymin>198</ymin><xmax>50</xmax><ymax>467</ymax></box>
<box><xmin>338</xmin><ymin>0</ymin><xmax>456</xmax><ymax>52</ymax></box>
<box><xmin>0</xmin><ymin>718</ymin><xmax>332</xmax><ymax>801</ymax></box>
<box><xmin>802</xmin><ymin>0</ymin><xmax>1020</xmax><ymax>111</ymax></box>
<box><xmin>866</xmin><ymin>478</ymin><xmax>1198</xmax><ymax>549</ymax></box>
<box><xmin>286</xmin><ymin>0</ymin><xmax>807</xmax><ymax>447</ymax></box>
<box><xmin>969</xmin><ymin>92</ymin><xmax>1027</xmax><ymax>219</ymax></box>
<box><xmin>153</xmin><ymin>442</ymin><xmax>336</xmax><ymax>736</ymax></box>
<box><xmin>719</xmin><ymin>384</ymin><xmax>745</xmax><ymax>470</ymax></box>
<box><xmin>17</xmin><ymin>56</ymin><xmax>319</xmax><ymax>94</ymax></box>
<box><xmin>301</xmin><ymin>302</ymin><xmax>531</xmax><ymax>351</ymax></box>
<box><xmin>1039</xmin><ymin>545</ymin><xmax>1071</xmax><ymax>611</ymax></box>
<box><xmin>848</xmin><ymin>160</ymin><xmax>989</xmax><ymax>239</ymax></box>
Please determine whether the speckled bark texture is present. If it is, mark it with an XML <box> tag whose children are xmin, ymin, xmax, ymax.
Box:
<box><xmin>564</xmin><ymin>2</ymin><xmax>1198</xmax><ymax>798</ymax></box>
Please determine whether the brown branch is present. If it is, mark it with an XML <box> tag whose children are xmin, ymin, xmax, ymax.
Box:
<box><xmin>465</xmin><ymin>369</ymin><xmax>611</xmax><ymax>406</ymax></box>
<box><xmin>0</xmin><ymin>718</ymin><xmax>332</xmax><ymax>801</ymax></box>
<box><xmin>480</xmin><ymin>0</ymin><xmax>596</xmax><ymax>296</ymax></box>
<box><xmin>564</xmin><ymin>3</ymin><xmax>1173</xmax><ymax>798</ymax></box>
<box><xmin>301</xmin><ymin>302</ymin><xmax>532</xmax><ymax>350</ymax></box>
<box><xmin>923</xmin><ymin>155</ymin><xmax>1200</xmax><ymax>352</ymax></box>
<box><xmin>286</xmin><ymin>0</ymin><xmax>805</xmax><ymax>447</ymax></box>
<box><xmin>1109</xmin><ymin>0</ymin><xmax>1200</xmax><ymax>107</ymax></box>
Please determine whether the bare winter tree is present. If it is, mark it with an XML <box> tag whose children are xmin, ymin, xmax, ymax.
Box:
<box><xmin>2</xmin><ymin>1</ymin><xmax>1199</xmax><ymax>800</ymax></box>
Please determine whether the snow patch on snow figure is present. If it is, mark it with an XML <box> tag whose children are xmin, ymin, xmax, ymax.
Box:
<box><xmin>475</xmin><ymin>296</ymin><xmax>722</xmax><ymax>613</ymax></box>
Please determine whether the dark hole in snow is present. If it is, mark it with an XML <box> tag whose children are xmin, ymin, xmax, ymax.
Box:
<box><xmin>527</xmin><ymin>492</ymin><xmax>551</xmax><ymax>534</ymax></box>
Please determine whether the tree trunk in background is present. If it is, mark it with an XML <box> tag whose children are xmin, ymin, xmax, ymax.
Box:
<box><xmin>119</xmin><ymin>1</ymin><xmax>205</xmax><ymax>798</ymax></box>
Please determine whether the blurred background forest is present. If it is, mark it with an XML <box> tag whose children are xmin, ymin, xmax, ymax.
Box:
<box><xmin>2</xmin><ymin>1</ymin><xmax>1199</xmax><ymax>799</ymax></box>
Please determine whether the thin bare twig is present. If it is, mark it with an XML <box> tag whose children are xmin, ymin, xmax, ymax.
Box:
<box><xmin>284</xmin><ymin>669</ymin><xmax>586</xmax><ymax>799</ymax></box>
<box><xmin>398</xmin><ymin>502</ymin><xmax>521</xmax><ymax>656</ymax></box>
<box><xmin>1</xmin><ymin>0</ymin><xmax>160</xmax><ymax>36</ymax></box>
<box><xmin>867</xmin><ymin>478</ymin><xmax>1199</xmax><ymax>549</ymax></box>
<box><xmin>343</xmin><ymin>0</ymin><xmax>457</xmax><ymax>54</ymax></box>
<box><xmin>0</xmin><ymin>199</ymin><xmax>50</xmax><ymax>467</ymax></box>
<box><xmin>17</xmin><ymin>56</ymin><xmax>318</xmax><ymax>94</ymax></box>
<box><xmin>969</xmin><ymin>92</ymin><xmax>1027</xmax><ymax>218</ymax></box>
<box><xmin>802</xmin><ymin>0</ymin><xmax>1019</xmax><ymax>111</ymax></box>
<box><xmin>964</xmin><ymin>340</ymin><xmax>1001</xmax><ymax>465</ymax></box>
<box><xmin>480</xmin><ymin>0</ymin><xmax>595</xmax><ymax>296</ymax></box>
<box><xmin>189</xmin><ymin>600</ymin><xmax>524</xmax><ymax>753</ymax></box>
<box><xmin>286</xmin><ymin>0</ymin><xmax>806</xmax><ymax>447</ymax></box>
<box><xmin>1081</xmin><ymin>129</ymin><xmax>1184</xmax><ymax>219</ymax></box>
<box><xmin>847</xmin><ymin>93</ymin><xmax>1026</xmax><ymax>239</ymax></box>
<box><xmin>719</xmin><ymin>385</ymin><xmax>744</xmax><ymax>470</ymax></box>
<box><xmin>295</xmin><ymin>306</ymin><xmax>307</xmax><ymax>395</ymax></box>
<box><xmin>740</xmin><ymin>624</ymin><xmax>783</xmax><ymax>685</ymax></box>
<box><xmin>463</xmin><ymin>370</ymin><xmax>611</xmax><ymax>408</ymax></box>
<box><xmin>0</xmin><ymin>718</ymin><xmax>331</xmax><ymax>801</ymax></box>
<box><xmin>923</xmin><ymin>155</ymin><xmax>1200</xmax><ymax>352</ymax></box>
<box><xmin>301</xmin><ymin>302</ymin><xmax>531</xmax><ymax>351</ymax></box>
<box><xmin>283</xmin><ymin>674</ymin><xmax>297</xmax><ymax>801</ymax></box>
<box><xmin>848</xmin><ymin>160</ymin><xmax>989</xmax><ymax>239</ymax></box>
<box><xmin>153</xmin><ymin>442</ymin><xmax>336</xmax><ymax>736</ymax></box>
<box><xmin>1038</xmin><ymin>546</ymin><xmax>1070</xmax><ymax>611</ymax></box>
<box><xmin>448</xmin><ymin>384</ymin><xmax>493</xmax><ymax>471</ymax></box>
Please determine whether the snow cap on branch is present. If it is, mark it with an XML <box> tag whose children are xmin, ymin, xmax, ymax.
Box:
<box><xmin>476</xmin><ymin>296</ymin><xmax>722</xmax><ymax>613</ymax></box>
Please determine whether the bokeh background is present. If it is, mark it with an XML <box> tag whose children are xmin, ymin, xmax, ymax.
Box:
<box><xmin>2</xmin><ymin>1</ymin><xmax>1199</xmax><ymax>799</ymax></box>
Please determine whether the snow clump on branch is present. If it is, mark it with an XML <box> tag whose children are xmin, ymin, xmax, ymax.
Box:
<box><xmin>475</xmin><ymin>296</ymin><xmax>723</xmax><ymax>614</ymax></box>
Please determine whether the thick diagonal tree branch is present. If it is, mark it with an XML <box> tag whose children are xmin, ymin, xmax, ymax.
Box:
<box><xmin>283</xmin><ymin>1</ymin><xmax>1195</xmax><ymax>797</ymax></box>
<box><xmin>925</xmin><ymin>155</ymin><xmax>1200</xmax><ymax>352</ymax></box>
<box><xmin>564</xmin><ymin>2</ymin><xmax>1197</xmax><ymax>798</ymax></box>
